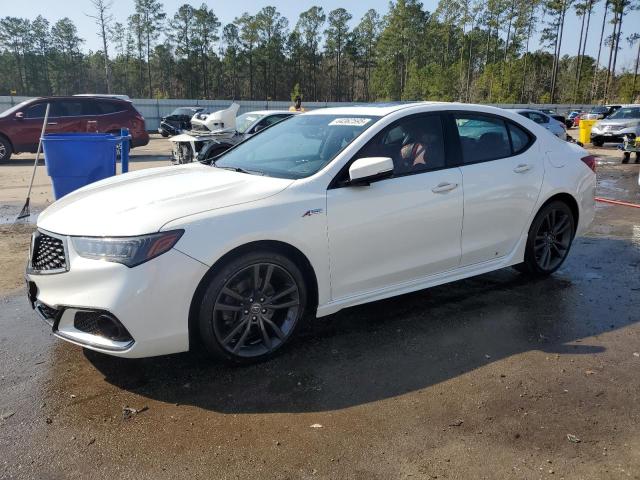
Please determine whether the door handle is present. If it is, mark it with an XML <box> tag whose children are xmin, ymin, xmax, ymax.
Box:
<box><xmin>513</xmin><ymin>164</ymin><xmax>532</xmax><ymax>173</ymax></box>
<box><xmin>47</xmin><ymin>122</ymin><xmax>58</xmax><ymax>125</ymax></box>
<box><xmin>431</xmin><ymin>182</ymin><xmax>458</xmax><ymax>193</ymax></box>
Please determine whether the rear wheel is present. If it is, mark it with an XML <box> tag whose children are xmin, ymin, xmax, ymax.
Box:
<box><xmin>0</xmin><ymin>136</ymin><xmax>12</xmax><ymax>163</ymax></box>
<box><xmin>592</xmin><ymin>139</ymin><xmax>604</xmax><ymax>147</ymax></box>
<box><xmin>198</xmin><ymin>251</ymin><xmax>307</xmax><ymax>364</ymax></box>
<box><xmin>517</xmin><ymin>201</ymin><xmax>575</xmax><ymax>276</ymax></box>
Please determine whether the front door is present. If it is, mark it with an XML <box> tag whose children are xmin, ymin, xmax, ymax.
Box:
<box><xmin>326</xmin><ymin>114</ymin><xmax>464</xmax><ymax>300</ymax></box>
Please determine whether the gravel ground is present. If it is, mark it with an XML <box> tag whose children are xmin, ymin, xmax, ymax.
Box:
<box><xmin>0</xmin><ymin>133</ymin><xmax>639</xmax><ymax>479</ymax></box>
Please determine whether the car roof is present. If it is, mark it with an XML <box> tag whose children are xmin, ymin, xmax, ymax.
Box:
<box><xmin>243</xmin><ymin>110</ymin><xmax>295</xmax><ymax>116</ymax></box>
<box><xmin>302</xmin><ymin>101</ymin><xmax>451</xmax><ymax>116</ymax></box>
<box><xmin>511</xmin><ymin>108</ymin><xmax>549</xmax><ymax>115</ymax></box>
<box><xmin>74</xmin><ymin>94</ymin><xmax>131</xmax><ymax>101</ymax></box>
<box><xmin>29</xmin><ymin>95</ymin><xmax>130</xmax><ymax>104</ymax></box>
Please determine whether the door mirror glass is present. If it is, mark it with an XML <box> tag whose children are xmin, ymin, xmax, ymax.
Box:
<box><xmin>348</xmin><ymin>157</ymin><xmax>394</xmax><ymax>185</ymax></box>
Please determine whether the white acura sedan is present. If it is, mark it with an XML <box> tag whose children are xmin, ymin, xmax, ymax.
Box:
<box><xmin>26</xmin><ymin>102</ymin><xmax>596</xmax><ymax>363</ymax></box>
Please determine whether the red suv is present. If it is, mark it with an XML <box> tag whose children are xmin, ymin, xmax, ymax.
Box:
<box><xmin>0</xmin><ymin>96</ymin><xmax>149</xmax><ymax>162</ymax></box>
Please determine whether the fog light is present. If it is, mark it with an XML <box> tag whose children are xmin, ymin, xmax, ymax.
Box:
<box><xmin>74</xmin><ymin>310</ymin><xmax>133</xmax><ymax>343</ymax></box>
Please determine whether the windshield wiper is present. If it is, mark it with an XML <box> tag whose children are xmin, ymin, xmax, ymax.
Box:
<box><xmin>214</xmin><ymin>164</ymin><xmax>266</xmax><ymax>176</ymax></box>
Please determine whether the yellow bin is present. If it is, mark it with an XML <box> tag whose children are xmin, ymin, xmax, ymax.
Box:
<box><xmin>579</xmin><ymin>119</ymin><xmax>597</xmax><ymax>145</ymax></box>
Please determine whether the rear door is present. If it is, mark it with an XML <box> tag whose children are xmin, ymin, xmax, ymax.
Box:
<box><xmin>450</xmin><ymin>112</ymin><xmax>544</xmax><ymax>266</ymax></box>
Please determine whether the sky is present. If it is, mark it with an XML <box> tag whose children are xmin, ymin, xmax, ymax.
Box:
<box><xmin>5</xmin><ymin>0</ymin><xmax>640</xmax><ymax>71</ymax></box>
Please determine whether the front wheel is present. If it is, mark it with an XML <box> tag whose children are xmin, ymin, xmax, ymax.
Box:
<box><xmin>516</xmin><ymin>201</ymin><xmax>575</xmax><ymax>276</ymax></box>
<box><xmin>592</xmin><ymin>139</ymin><xmax>604</xmax><ymax>147</ymax></box>
<box><xmin>198</xmin><ymin>251</ymin><xmax>307</xmax><ymax>364</ymax></box>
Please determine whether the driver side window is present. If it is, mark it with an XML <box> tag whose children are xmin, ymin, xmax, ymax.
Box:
<box><xmin>355</xmin><ymin>114</ymin><xmax>446</xmax><ymax>176</ymax></box>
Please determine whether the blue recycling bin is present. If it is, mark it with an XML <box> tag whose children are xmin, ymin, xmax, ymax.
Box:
<box><xmin>41</xmin><ymin>131</ymin><xmax>130</xmax><ymax>200</ymax></box>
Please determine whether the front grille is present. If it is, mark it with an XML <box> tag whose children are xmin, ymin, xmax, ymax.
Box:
<box><xmin>31</xmin><ymin>231</ymin><xmax>67</xmax><ymax>273</ymax></box>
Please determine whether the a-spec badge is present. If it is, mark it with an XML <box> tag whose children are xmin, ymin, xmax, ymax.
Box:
<box><xmin>302</xmin><ymin>208</ymin><xmax>323</xmax><ymax>218</ymax></box>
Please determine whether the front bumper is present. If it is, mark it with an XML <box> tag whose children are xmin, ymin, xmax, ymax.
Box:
<box><xmin>26</xmin><ymin>230</ymin><xmax>209</xmax><ymax>358</ymax></box>
<box><xmin>591</xmin><ymin>126</ymin><xmax>640</xmax><ymax>143</ymax></box>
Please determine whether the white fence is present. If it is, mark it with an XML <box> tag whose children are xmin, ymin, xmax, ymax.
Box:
<box><xmin>0</xmin><ymin>96</ymin><xmax>595</xmax><ymax>131</ymax></box>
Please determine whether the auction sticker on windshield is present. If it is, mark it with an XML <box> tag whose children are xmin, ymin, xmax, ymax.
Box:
<box><xmin>329</xmin><ymin>118</ymin><xmax>373</xmax><ymax>127</ymax></box>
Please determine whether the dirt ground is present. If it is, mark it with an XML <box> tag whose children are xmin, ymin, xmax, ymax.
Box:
<box><xmin>1</xmin><ymin>133</ymin><xmax>639</xmax><ymax>479</ymax></box>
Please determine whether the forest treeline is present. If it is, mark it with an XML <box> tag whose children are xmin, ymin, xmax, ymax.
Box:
<box><xmin>0</xmin><ymin>0</ymin><xmax>638</xmax><ymax>104</ymax></box>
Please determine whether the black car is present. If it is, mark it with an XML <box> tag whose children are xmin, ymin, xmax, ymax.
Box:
<box><xmin>158</xmin><ymin>107</ymin><xmax>204</xmax><ymax>137</ymax></box>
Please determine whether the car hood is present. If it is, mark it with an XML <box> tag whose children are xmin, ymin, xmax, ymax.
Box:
<box><xmin>37</xmin><ymin>163</ymin><xmax>294</xmax><ymax>236</ymax></box>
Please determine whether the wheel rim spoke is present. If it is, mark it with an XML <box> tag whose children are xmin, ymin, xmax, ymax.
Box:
<box><xmin>263</xmin><ymin>265</ymin><xmax>274</xmax><ymax>292</ymax></box>
<box><xmin>222</xmin><ymin>287</ymin><xmax>244</xmax><ymax>302</ymax></box>
<box><xmin>270</xmin><ymin>300</ymin><xmax>299</xmax><ymax>309</ymax></box>
<box><xmin>262</xmin><ymin>317</ymin><xmax>286</xmax><ymax>340</ymax></box>
<box><xmin>215</xmin><ymin>303</ymin><xmax>242</xmax><ymax>312</ymax></box>
<box><xmin>232</xmin><ymin>321</ymin><xmax>253</xmax><ymax>353</ymax></box>
<box><xmin>253</xmin><ymin>265</ymin><xmax>260</xmax><ymax>290</ymax></box>
<box><xmin>222</xmin><ymin>318</ymin><xmax>249</xmax><ymax>346</ymax></box>
<box><xmin>258</xmin><ymin>319</ymin><xmax>272</xmax><ymax>349</ymax></box>
<box><xmin>553</xmin><ymin>215</ymin><xmax>569</xmax><ymax>235</ymax></box>
<box><xmin>269</xmin><ymin>285</ymin><xmax>297</xmax><ymax>304</ymax></box>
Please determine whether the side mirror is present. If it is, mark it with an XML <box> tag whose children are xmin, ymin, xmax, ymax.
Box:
<box><xmin>348</xmin><ymin>157</ymin><xmax>394</xmax><ymax>186</ymax></box>
<box><xmin>15</xmin><ymin>112</ymin><xmax>24</xmax><ymax>120</ymax></box>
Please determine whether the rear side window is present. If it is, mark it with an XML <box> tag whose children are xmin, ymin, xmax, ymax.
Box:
<box><xmin>83</xmin><ymin>100</ymin><xmax>126</xmax><ymax>115</ymax></box>
<box><xmin>99</xmin><ymin>101</ymin><xmax>126</xmax><ymax>114</ymax></box>
<box><xmin>526</xmin><ymin>112</ymin><xmax>549</xmax><ymax>124</ymax></box>
<box><xmin>455</xmin><ymin>115</ymin><xmax>511</xmax><ymax>163</ymax></box>
<box><xmin>508</xmin><ymin>123</ymin><xmax>532</xmax><ymax>154</ymax></box>
<box><xmin>50</xmin><ymin>101</ymin><xmax>84</xmax><ymax>117</ymax></box>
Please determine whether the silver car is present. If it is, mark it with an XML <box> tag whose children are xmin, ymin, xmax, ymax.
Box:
<box><xmin>513</xmin><ymin>109</ymin><xmax>567</xmax><ymax>141</ymax></box>
<box><xmin>590</xmin><ymin>105</ymin><xmax>640</xmax><ymax>147</ymax></box>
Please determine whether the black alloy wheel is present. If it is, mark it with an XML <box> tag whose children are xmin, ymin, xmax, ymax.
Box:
<box><xmin>517</xmin><ymin>201</ymin><xmax>575</xmax><ymax>276</ymax></box>
<box><xmin>199</xmin><ymin>252</ymin><xmax>307</xmax><ymax>363</ymax></box>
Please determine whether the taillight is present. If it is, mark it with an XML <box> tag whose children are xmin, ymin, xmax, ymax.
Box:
<box><xmin>581</xmin><ymin>155</ymin><xmax>597</xmax><ymax>172</ymax></box>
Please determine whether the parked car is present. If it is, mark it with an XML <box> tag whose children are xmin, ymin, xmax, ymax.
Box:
<box><xmin>590</xmin><ymin>104</ymin><xmax>640</xmax><ymax>147</ymax></box>
<box><xmin>567</xmin><ymin>111</ymin><xmax>580</xmax><ymax>127</ymax></box>
<box><xmin>170</xmin><ymin>109</ymin><xmax>297</xmax><ymax>164</ymax></box>
<box><xmin>158</xmin><ymin>107</ymin><xmax>204</xmax><ymax>137</ymax></box>
<box><xmin>0</xmin><ymin>96</ymin><xmax>149</xmax><ymax>162</ymax></box>
<box><xmin>26</xmin><ymin>102</ymin><xmax>596</xmax><ymax>362</ymax></box>
<box><xmin>512</xmin><ymin>109</ymin><xmax>567</xmax><ymax>140</ymax></box>
<box><xmin>537</xmin><ymin>108</ymin><xmax>567</xmax><ymax>126</ymax></box>
<box><xmin>582</xmin><ymin>104</ymin><xmax>622</xmax><ymax>121</ymax></box>
<box><xmin>196</xmin><ymin>110</ymin><xmax>299</xmax><ymax>161</ymax></box>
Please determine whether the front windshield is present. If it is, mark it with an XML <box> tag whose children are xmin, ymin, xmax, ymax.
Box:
<box><xmin>607</xmin><ymin>107</ymin><xmax>640</xmax><ymax>120</ymax></box>
<box><xmin>235</xmin><ymin>113</ymin><xmax>264</xmax><ymax>134</ymax></box>
<box><xmin>215</xmin><ymin>114</ymin><xmax>379</xmax><ymax>179</ymax></box>
<box><xmin>0</xmin><ymin>100</ymin><xmax>31</xmax><ymax>117</ymax></box>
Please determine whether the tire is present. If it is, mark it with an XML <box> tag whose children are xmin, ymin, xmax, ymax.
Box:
<box><xmin>0</xmin><ymin>136</ymin><xmax>12</xmax><ymax>163</ymax></box>
<box><xmin>516</xmin><ymin>201</ymin><xmax>575</xmax><ymax>277</ymax></box>
<box><xmin>197</xmin><ymin>250</ymin><xmax>308</xmax><ymax>364</ymax></box>
<box><xmin>160</xmin><ymin>131</ymin><xmax>169</xmax><ymax>138</ymax></box>
<box><xmin>592</xmin><ymin>139</ymin><xmax>604</xmax><ymax>147</ymax></box>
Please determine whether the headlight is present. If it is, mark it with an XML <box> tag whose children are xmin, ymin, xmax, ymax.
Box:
<box><xmin>71</xmin><ymin>230</ymin><xmax>183</xmax><ymax>267</ymax></box>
